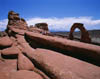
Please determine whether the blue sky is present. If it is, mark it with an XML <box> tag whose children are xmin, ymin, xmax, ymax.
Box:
<box><xmin>0</xmin><ymin>0</ymin><xmax>100</xmax><ymax>31</ymax></box>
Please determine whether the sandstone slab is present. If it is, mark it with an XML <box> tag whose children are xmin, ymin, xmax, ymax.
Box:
<box><xmin>19</xmin><ymin>42</ymin><xmax>35</xmax><ymax>53</ymax></box>
<box><xmin>11</xmin><ymin>70</ymin><xmax>43</xmax><ymax>79</ymax></box>
<box><xmin>24</xmin><ymin>48</ymin><xmax>100</xmax><ymax>79</ymax></box>
<box><xmin>16</xmin><ymin>35</ymin><xmax>27</xmax><ymax>44</ymax></box>
<box><xmin>0</xmin><ymin>36</ymin><xmax>12</xmax><ymax>47</ymax></box>
<box><xmin>18</xmin><ymin>53</ymin><xmax>35</xmax><ymax>70</ymax></box>
<box><xmin>25</xmin><ymin>31</ymin><xmax>100</xmax><ymax>62</ymax></box>
<box><xmin>1</xmin><ymin>46</ymin><xmax>21</xmax><ymax>55</ymax></box>
<box><xmin>0</xmin><ymin>59</ymin><xmax>17</xmax><ymax>79</ymax></box>
<box><xmin>8</xmin><ymin>27</ymin><xmax>26</xmax><ymax>35</ymax></box>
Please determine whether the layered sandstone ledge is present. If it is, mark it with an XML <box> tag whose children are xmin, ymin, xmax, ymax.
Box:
<box><xmin>0</xmin><ymin>11</ymin><xmax>100</xmax><ymax>79</ymax></box>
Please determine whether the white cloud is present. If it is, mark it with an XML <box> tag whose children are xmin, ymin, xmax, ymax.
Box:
<box><xmin>0</xmin><ymin>19</ymin><xmax>8</xmax><ymax>31</ymax></box>
<box><xmin>0</xmin><ymin>17</ymin><xmax>100</xmax><ymax>31</ymax></box>
<box><xmin>27</xmin><ymin>17</ymin><xmax>100</xmax><ymax>31</ymax></box>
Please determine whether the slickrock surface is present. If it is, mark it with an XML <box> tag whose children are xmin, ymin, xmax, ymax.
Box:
<box><xmin>0</xmin><ymin>36</ymin><xmax>12</xmax><ymax>48</ymax></box>
<box><xmin>11</xmin><ymin>70</ymin><xmax>43</xmax><ymax>79</ymax></box>
<box><xmin>0</xmin><ymin>59</ymin><xmax>17</xmax><ymax>79</ymax></box>
<box><xmin>0</xmin><ymin>11</ymin><xmax>100</xmax><ymax>79</ymax></box>
<box><xmin>1</xmin><ymin>46</ymin><xmax>21</xmax><ymax>55</ymax></box>
<box><xmin>25</xmin><ymin>31</ymin><xmax>100</xmax><ymax>62</ymax></box>
<box><xmin>18</xmin><ymin>53</ymin><xmax>35</xmax><ymax>70</ymax></box>
<box><xmin>23</xmin><ymin>48</ymin><xmax>100</xmax><ymax>79</ymax></box>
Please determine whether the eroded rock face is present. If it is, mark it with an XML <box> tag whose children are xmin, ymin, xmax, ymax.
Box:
<box><xmin>28</xmin><ymin>26</ymin><xmax>45</xmax><ymax>33</ymax></box>
<box><xmin>35</xmin><ymin>23</ymin><xmax>49</xmax><ymax>31</ymax></box>
<box><xmin>0</xmin><ymin>11</ymin><xmax>100</xmax><ymax>79</ymax></box>
<box><xmin>69</xmin><ymin>23</ymin><xmax>91</xmax><ymax>43</ymax></box>
<box><xmin>23</xmin><ymin>48</ymin><xmax>100</xmax><ymax>79</ymax></box>
<box><xmin>7</xmin><ymin>11</ymin><xmax>28</xmax><ymax>30</ymax></box>
<box><xmin>0</xmin><ymin>31</ymin><xmax>7</xmax><ymax>37</ymax></box>
<box><xmin>25</xmin><ymin>31</ymin><xmax>100</xmax><ymax>63</ymax></box>
<box><xmin>28</xmin><ymin>24</ymin><xmax>50</xmax><ymax>35</ymax></box>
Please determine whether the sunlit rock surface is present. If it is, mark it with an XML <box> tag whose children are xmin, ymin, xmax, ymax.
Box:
<box><xmin>0</xmin><ymin>11</ymin><xmax>100</xmax><ymax>79</ymax></box>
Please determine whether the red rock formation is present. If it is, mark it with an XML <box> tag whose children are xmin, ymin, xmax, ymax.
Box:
<box><xmin>11</xmin><ymin>70</ymin><xmax>43</xmax><ymax>79</ymax></box>
<box><xmin>18</xmin><ymin>53</ymin><xmax>35</xmax><ymax>70</ymax></box>
<box><xmin>0</xmin><ymin>59</ymin><xmax>17</xmax><ymax>79</ymax></box>
<box><xmin>0</xmin><ymin>36</ymin><xmax>13</xmax><ymax>48</ymax></box>
<box><xmin>35</xmin><ymin>23</ymin><xmax>49</xmax><ymax>31</ymax></box>
<box><xmin>1</xmin><ymin>46</ymin><xmax>21</xmax><ymax>55</ymax></box>
<box><xmin>23</xmin><ymin>48</ymin><xmax>100</xmax><ymax>79</ymax></box>
<box><xmin>69</xmin><ymin>23</ymin><xmax>91</xmax><ymax>43</ymax></box>
<box><xmin>25</xmin><ymin>31</ymin><xmax>100</xmax><ymax>63</ymax></box>
<box><xmin>0</xmin><ymin>11</ymin><xmax>100</xmax><ymax>79</ymax></box>
<box><xmin>7</xmin><ymin>11</ymin><xmax>28</xmax><ymax>31</ymax></box>
<box><xmin>0</xmin><ymin>31</ymin><xmax>7</xmax><ymax>37</ymax></box>
<box><xmin>28</xmin><ymin>26</ymin><xmax>45</xmax><ymax>33</ymax></box>
<box><xmin>28</xmin><ymin>23</ymin><xmax>50</xmax><ymax>35</ymax></box>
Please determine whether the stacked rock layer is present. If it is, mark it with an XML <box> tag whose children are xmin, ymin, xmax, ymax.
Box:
<box><xmin>0</xmin><ymin>11</ymin><xmax>100</xmax><ymax>79</ymax></box>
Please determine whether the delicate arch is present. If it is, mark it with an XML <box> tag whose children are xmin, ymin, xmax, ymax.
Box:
<box><xmin>69</xmin><ymin>23</ymin><xmax>91</xmax><ymax>43</ymax></box>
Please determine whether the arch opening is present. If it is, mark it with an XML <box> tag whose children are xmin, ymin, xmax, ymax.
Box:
<box><xmin>69</xmin><ymin>23</ymin><xmax>91</xmax><ymax>43</ymax></box>
<box><xmin>73</xmin><ymin>28</ymin><xmax>81</xmax><ymax>40</ymax></box>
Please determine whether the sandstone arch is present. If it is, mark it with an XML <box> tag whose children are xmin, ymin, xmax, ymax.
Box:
<box><xmin>69</xmin><ymin>23</ymin><xmax>91</xmax><ymax>43</ymax></box>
